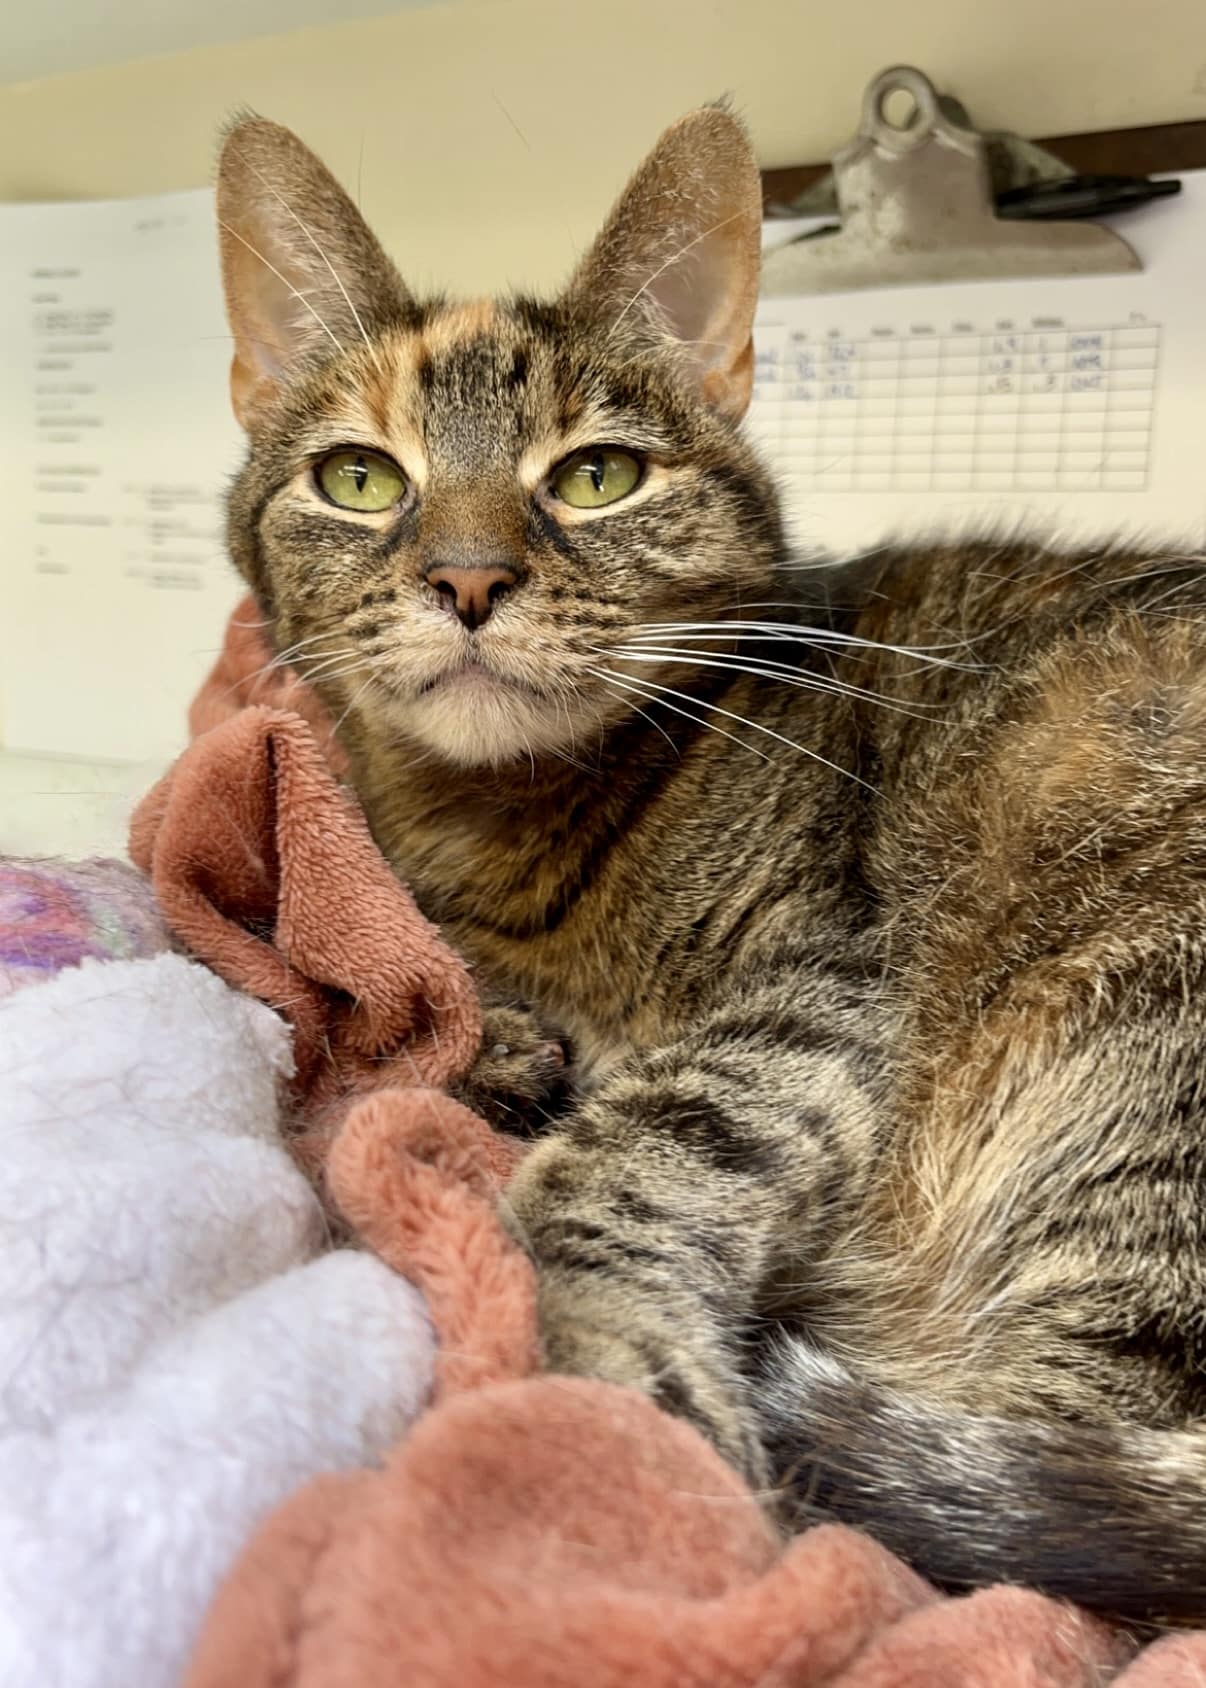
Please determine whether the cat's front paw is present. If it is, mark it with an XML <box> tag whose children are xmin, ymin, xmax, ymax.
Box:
<box><xmin>451</xmin><ymin>1001</ymin><xmax>572</xmax><ymax>1135</ymax></box>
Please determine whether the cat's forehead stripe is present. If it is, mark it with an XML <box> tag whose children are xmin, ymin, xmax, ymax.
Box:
<box><xmin>419</xmin><ymin>298</ymin><xmax>499</xmax><ymax>357</ymax></box>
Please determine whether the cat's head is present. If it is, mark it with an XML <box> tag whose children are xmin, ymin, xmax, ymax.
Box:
<box><xmin>217</xmin><ymin>106</ymin><xmax>783</xmax><ymax>767</ymax></box>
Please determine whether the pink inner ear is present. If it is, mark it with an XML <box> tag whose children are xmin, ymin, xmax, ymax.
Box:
<box><xmin>650</xmin><ymin>229</ymin><xmax>741</xmax><ymax>374</ymax></box>
<box><xmin>643</xmin><ymin>217</ymin><xmax>757</xmax><ymax>425</ymax></box>
<box><xmin>234</xmin><ymin>216</ymin><xmax>332</xmax><ymax>384</ymax></box>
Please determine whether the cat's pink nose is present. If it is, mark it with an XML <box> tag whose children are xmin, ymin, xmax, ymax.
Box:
<box><xmin>426</xmin><ymin>562</ymin><xmax>517</xmax><ymax>632</ymax></box>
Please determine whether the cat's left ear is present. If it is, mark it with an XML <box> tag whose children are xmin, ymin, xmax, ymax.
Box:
<box><xmin>563</xmin><ymin>105</ymin><xmax>763</xmax><ymax>420</ymax></box>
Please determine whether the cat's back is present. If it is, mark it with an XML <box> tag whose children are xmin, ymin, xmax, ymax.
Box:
<box><xmin>853</xmin><ymin>541</ymin><xmax>1206</xmax><ymax>916</ymax></box>
<box><xmin>849</xmin><ymin>540</ymin><xmax>1206</xmax><ymax>1114</ymax></box>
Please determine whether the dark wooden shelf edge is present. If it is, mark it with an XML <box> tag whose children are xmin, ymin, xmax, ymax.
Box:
<box><xmin>761</xmin><ymin>118</ymin><xmax>1206</xmax><ymax>211</ymax></box>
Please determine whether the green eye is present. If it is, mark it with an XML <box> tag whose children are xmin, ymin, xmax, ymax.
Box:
<box><xmin>316</xmin><ymin>449</ymin><xmax>406</xmax><ymax>513</ymax></box>
<box><xmin>551</xmin><ymin>448</ymin><xmax>642</xmax><ymax>510</ymax></box>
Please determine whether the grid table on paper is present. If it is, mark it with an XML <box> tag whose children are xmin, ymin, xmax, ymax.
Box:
<box><xmin>747</xmin><ymin>321</ymin><xmax>1160</xmax><ymax>495</ymax></box>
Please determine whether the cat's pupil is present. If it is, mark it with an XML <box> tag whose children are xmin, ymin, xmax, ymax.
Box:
<box><xmin>352</xmin><ymin>456</ymin><xmax>368</xmax><ymax>493</ymax></box>
<box><xmin>588</xmin><ymin>453</ymin><xmax>605</xmax><ymax>493</ymax></box>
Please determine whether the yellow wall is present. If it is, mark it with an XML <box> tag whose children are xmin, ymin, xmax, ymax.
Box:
<box><xmin>1</xmin><ymin>0</ymin><xmax>1203</xmax><ymax>298</ymax></box>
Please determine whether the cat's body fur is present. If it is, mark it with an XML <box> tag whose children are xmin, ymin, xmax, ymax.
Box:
<box><xmin>216</xmin><ymin>108</ymin><xmax>1206</xmax><ymax>1625</ymax></box>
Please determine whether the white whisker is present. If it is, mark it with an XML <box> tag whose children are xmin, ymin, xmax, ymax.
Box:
<box><xmin>331</xmin><ymin>670</ymin><xmax>384</xmax><ymax>736</ymax></box>
<box><xmin>585</xmin><ymin>675</ymin><xmax>680</xmax><ymax>757</ymax></box>
<box><xmin>293</xmin><ymin>645</ymin><xmax>359</xmax><ymax>676</ymax></box>
<box><xmin>601</xmin><ymin>644</ymin><xmax>946</xmax><ymax>721</ymax></box>
<box><xmin>214</xmin><ymin>632</ymin><xmax>353</xmax><ymax>703</ymax></box>
<box><xmin>545</xmin><ymin>691</ymin><xmax>605</xmax><ymax>774</ymax></box>
<box><xmin>628</xmin><ymin>620</ymin><xmax>984</xmax><ymax>669</ymax></box>
<box><xmin>264</xmin><ymin>628</ymin><xmax>354</xmax><ymax>669</ymax></box>
<box><xmin>583</xmin><ymin>665</ymin><xmax>770</xmax><ymax>762</ymax></box>
<box><xmin>606</xmin><ymin>688</ymin><xmax>680</xmax><ymax>756</ymax></box>
<box><xmin>297</xmin><ymin>652</ymin><xmax>373</xmax><ymax>688</ymax></box>
<box><xmin>608</xmin><ymin>210</ymin><xmax>744</xmax><ymax>338</ymax></box>
<box><xmin>586</xmin><ymin>664</ymin><xmax>877</xmax><ymax>792</ymax></box>
<box><xmin>219</xmin><ymin>218</ymin><xmax>344</xmax><ymax>353</ymax></box>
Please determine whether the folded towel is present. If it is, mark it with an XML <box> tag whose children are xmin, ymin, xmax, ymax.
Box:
<box><xmin>129</xmin><ymin>707</ymin><xmax>481</xmax><ymax>1128</ymax></box>
<box><xmin>0</xmin><ymin>952</ymin><xmax>435</xmax><ymax>1688</ymax></box>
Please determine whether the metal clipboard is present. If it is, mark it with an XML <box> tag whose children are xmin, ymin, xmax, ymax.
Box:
<box><xmin>761</xmin><ymin>65</ymin><xmax>1145</xmax><ymax>298</ymax></box>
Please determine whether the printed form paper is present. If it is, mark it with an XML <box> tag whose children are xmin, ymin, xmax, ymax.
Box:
<box><xmin>0</xmin><ymin>188</ymin><xmax>244</xmax><ymax>762</ymax></box>
<box><xmin>750</xmin><ymin>175</ymin><xmax>1206</xmax><ymax>556</ymax></box>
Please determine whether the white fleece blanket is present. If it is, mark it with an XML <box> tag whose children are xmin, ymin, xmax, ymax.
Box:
<box><xmin>0</xmin><ymin>952</ymin><xmax>436</xmax><ymax>1688</ymax></box>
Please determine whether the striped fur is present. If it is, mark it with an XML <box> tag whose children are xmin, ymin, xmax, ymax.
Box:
<box><xmin>216</xmin><ymin>108</ymin><xmax>1206</xmax><ymax>1625</ymax></box>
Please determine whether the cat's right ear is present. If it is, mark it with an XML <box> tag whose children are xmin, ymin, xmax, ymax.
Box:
<box><xmin>562</xmin><ymin>105</ymin><xmax>763</xmax><ymax>420</ymax></box>
<box><xmin>216</xmin><ymin>116</ymin><xmax>411</xmax><ymax>427</ymax></box>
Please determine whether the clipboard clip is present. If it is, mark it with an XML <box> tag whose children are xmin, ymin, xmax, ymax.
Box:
<box><xmin>761</xmin><ymin>65</ymin><xmax>1144</xmax><ymax>296</ymax></box>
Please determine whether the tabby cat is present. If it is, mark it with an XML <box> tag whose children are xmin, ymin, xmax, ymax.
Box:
<box><xmin>215</xmin><ymin>106</ymin><xmax>1206</xmax><ymax>1625</ymax></box>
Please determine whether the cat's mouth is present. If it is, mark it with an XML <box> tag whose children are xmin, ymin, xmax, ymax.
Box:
<box><xmin>416</xmin><ymin>659</ymin><xmax>547</xmax><ymax>702</ymax></box>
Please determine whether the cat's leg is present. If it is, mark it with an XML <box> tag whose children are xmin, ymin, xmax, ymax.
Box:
<box><xmin>502</xmin><ymin>945</ymin><xmax>890</xmax><ymax>1480</ymax></box>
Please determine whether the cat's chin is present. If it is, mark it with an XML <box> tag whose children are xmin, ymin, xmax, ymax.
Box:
<box><xmin>384</xmin><ymin>680</ymin><xmax>593</xmax><ymax>769</ymax></box>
